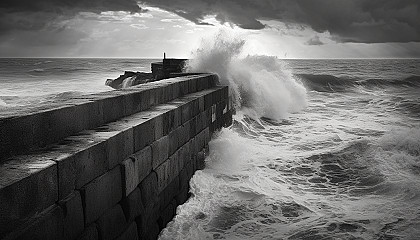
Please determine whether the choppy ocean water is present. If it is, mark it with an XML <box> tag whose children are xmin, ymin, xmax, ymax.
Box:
<box><xmin>1</xmin><ymin>56</ymin><xmax>419</xmax><ymax>239</ymax></box>
<box><xmin>162</xmin><ymin>53</ymin><xmax>420</xmax><ymax>239</ymax></box>
<box><xmin>0</xmin><ymin>58</ymin><xmax>158</xmax><ymax>108</ymax></box>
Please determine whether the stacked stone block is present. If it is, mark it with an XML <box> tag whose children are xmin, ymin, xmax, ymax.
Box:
<box><xmin>0</xmin><ymin>74</ymin><xmax>232</xmax><ymax>240</ymax></box>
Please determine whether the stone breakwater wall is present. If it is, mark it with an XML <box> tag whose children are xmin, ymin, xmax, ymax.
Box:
<box><xmin>0</xmin><ymin>74</ymin><xmax>232</xmax><ymax>240</ymax></box>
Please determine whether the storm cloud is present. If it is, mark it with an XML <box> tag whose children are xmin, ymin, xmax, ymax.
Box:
<box><xmin>0</xmin><ymin>0</ymin><xmax>144</xmax><ymax>34</ymax></box>
<box><xmin>139</xmin><ymin>0</ymin><xmax>420</xmax><ymax>43</ymax></box>
<box><xmin>0</xmin><ymin>0</ymin><xmax>419</xmax><ymax>44</ymax></box>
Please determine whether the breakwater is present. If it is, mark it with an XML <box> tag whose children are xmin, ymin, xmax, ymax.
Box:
<box><xmin>0</xmin><ymin>74</ymin><xmax>232</xmax><ymax>240</ymax></box>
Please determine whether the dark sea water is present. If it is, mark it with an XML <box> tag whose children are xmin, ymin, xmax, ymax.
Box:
<box><xmin>162</xmin><ymin>58</ymin><xmax>420</xmax><ymax>240</ymax></box>
<box><xmin>0</xmin><ymin>58</ymin><xmax>158</xmax><ymax>107</ymax></box>
<box><xmin>1</xmin><ymin>58</ymin><xmax>420</xmax><ymax>239</ymax></box>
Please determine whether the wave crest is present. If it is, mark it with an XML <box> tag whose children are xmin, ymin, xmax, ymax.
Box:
<box><xmin>299</xmin><ymin>74</ymin><xmax>420</xmax><ymax>92</ymax></box>
<box><xmin>187</xmin><ymin>31</ymin><xmax>307</xmax><ymax>120</ymax></box>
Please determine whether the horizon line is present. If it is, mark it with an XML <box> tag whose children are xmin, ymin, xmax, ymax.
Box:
<box><xmin>0</xmin><ymin>57</ymin><xmax>419</xmax><ymax>60</ymax></box>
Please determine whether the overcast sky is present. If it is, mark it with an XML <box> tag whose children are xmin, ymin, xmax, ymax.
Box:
<box><xmin>0</xmin><ymin>0</ymin><xmax>419</xmax><ymax>58</ymax></box>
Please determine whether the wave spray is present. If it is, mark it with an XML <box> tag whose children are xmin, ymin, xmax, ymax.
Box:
<box><xmin>187</xmin><ymin>31</ymin><xmax>307</xmax><ymax>120</ymax></box>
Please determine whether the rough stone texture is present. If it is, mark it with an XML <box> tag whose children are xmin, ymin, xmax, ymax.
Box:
<box><xmin>121</xmin><ymin>146</ymin><xmax>152</xmax><ymax>196</ymax></box>
<box><xmin>158</xmin><ymin>178</ymin><xmax>180</xmax><ymax>212</ymax></box>
<box><xmin>105</xmin><ymin>127</ymin><xmax>134</xmax><ymax>169</ymax></box>
<box><xmin>175</xmin><ymin>184</ymin><xmax>190</xmax><ymax>205</ymax></box>
<box><xmin>96</xmin><ymin>204</ymin><xmax>127</xmax><ymax>240</ymax></box>
<box><xmin>59</xmin><ymin>191</ymin><xmax>84</xmax><ymax>240</ymax></box>
<box><xmin>133</xmin><ymin>118</ymin><xmax>155</xmax><ymax>152</ymax></box>
<box><xmin>115</xmin><ymin>222</ymin><xmax>139</xmax><ymax>240</ymax></box>
<box><xmin>151</xmin><ymin>135</ymin><xmax>169</xmax><ymax>169</ymax></box>
<box><xmin>158</xmin><ymin>200</ymin><xmax>176</xmax><ymax>230</ymax></box>
<box><xmin>168</xmin><ymin>127</ymin><xmax>180</xmax><ymax>157</ymax></box>
<box><xmin>3</xmin><ymin>205</ymin><xmax>64</xmax><ymax>240</ymax></box>
<box><xmin>0</xmin><ymin>155</ymin><xmax>58</xmax><ymax>237</ymax></box>
<box><xmin>0</xmin><ymin>74</ymin><xmax>219</xmax><ymax>163</ymax></box>
<box><xmin>81</xmin><ymin>166</ymin><xmax>122</xmax><ymax>225</ymax></box>
<box><xmin>178</xmin><ymin>167</ymin><xmax>190</xmax><ymax>191</ymax></box>
<box><xmin>155</xmin><ymin>153</ymin><xmax>180</xmax><ymax>193</ymax></box>
<box><xmin>55</xmin><ymin>132</ymin><xmax>109</xmax><ymax>199</ymax></box>
<box><xmin>138</xmin><ymin>220</ymin><xmax>160</xmax><ymax>240</ymax></box>
<box><xmin>121</xmin><ymin>187</ymin><xmax>144</xmax><ymax>222</ymax></box>
<box><xmin>0</xmin><ymin>75</ymin><xmax>232</xmax><ymax>240</ymax></box>
<box><xmin>139</xmin><ymin>171</ymin><xmax>159</xmax><ymax>208</ymax></box>
<box><xmin>77</xmin><ymin>224</ymin><xmax>98</xmax><ymax>240</ymax></box>
<box><xmin>178</xmin><ymin>141</ymin><xmax>190</xmax><ymax>170</ymax></box>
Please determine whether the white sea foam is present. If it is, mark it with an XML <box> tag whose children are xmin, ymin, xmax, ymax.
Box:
<box><xmin>160</xmin><ymin>35</ymin><xmax>420</xmax><ymax>239</ymax></box>
<box><xmin>373</xmin><ymin>128</ymin><xmax>420</xmax><ymax>178</ymax></box>
<box><xmin>187</xmin><ymin>31</ymin><xmax>307</xmax><ymax>120</ymax></box>
<box><xmin>122</xmin><ymin>75</ymin><xmax>137</xmax><ymax>88</ymax></box>
<box><xmin>0</xmin><ymin>98</ymin><xmax>7</xmax><ymax>108</ymax></box>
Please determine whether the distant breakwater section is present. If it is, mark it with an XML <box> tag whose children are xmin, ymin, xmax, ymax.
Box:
<box><xmin>0</xmin><ymin>74</ymin><xmax>233</xmax><ymax>240</ymax></box>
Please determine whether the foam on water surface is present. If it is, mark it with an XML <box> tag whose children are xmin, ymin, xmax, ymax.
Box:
<box><xmin>160</xmin><ymin>32</ymin><xmax>420</xmax><ymax>240</ymax></box>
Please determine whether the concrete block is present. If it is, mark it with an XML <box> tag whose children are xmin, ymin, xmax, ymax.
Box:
<box><xmin>96</xmin><ymin>204</ymin><xmax>127</xmax><ymax>240</ymax></box>
<box><xmin>4</xmin><ymin>205</ymin><xmax>64</xmax><ymax>240</ymax></box>
<box><xmin>147</xmin><ymin>88</ymin><xmax>158</xmax><ymax>106</ymax></box>
<box><xmin>175</xmin><ymin>184</ymin><xmax>190</xmax><ymax>205</ymax></box>
<box><xmin>187</xmin><ymin>138</ymin><xmax>197</xmax><ymax>164</ymax></box>
<box><xmin>189</xmin><ymin>117</ymin><xmax>197</xmax><ymax>138</ymax></box>
<box><xmin>121</xmin><ymin>187</ymin><xmax>144</xmax><ymax>222</ymax></box>
<box><xmin>133</xmin><ymin>119</ymin><xmax>155</xmax><ymax>152</ymax></box>
<box><xmin>119</xmin><ymin>91</ymin><xmax>140</xmax><ymax>116</ymax></box>
<box><xmin>212</xmin><ymin>88</ymin><xmax>222</xmax><ymax>105</ymax></box>
<box><xmin>198</xmin><ymin>95</ymin><xmax>205</xmax><ymax>113</ymax></box>
<box><xmin>101</xmin><ymin>95</ymin><xmax>126</xmax><ymax>123</ymax></box>
<box><xmin>163</xmin><ymin>84</ymin><xmax>173</xmax><ymax>103</ymax></box>
<box><xmin>221</xmin><ymin>85</ymin><xmax>229</xmax><ymax>100</ymax></box>
<box><xmin>168</xmin><ymin>128</ymin><xmax>180</xmax><ymax>156</ymax></box>
<box><xmin>0</xmin><ymin>156</ymin><xmax>58</xmax><ymax>237</ymax></box>
<box><xmin>178</xmin><ymin>141</ymin><xmax>190</xmax><ymax>169</ymax></box>
<box><xmin>139</xmin><ymin>171</ymin><xmax>158</xmax><ymax>208</ymax></box>
<box><xmin>106</xmin><ymin>128</ymin><xmax>134</xmax><ymax>169</ymax></box>
<box><xmin>171</xmin><ymin>82</ymin><xmax>180</xmax><ymax>100</ymax></box>
<box><xmin>158</xmin><ymin>178</ymin><xmax>180</xmax><ymax>212</ymax></box>
<box><xmin>180</xmin><ymin>102</ymin><xmax>190</xmax><ymax>124</ymax></box>
<box><xmin>59</xmin><ymin>191</ymin><xmax>84</xmax><ymax>240</ymax></box>
<box><xmin>191</xmin><ymin>98</ymin><xmax>200</xmax><ymax>118</ymax></box>
<box><xmin>154</xmin><ymin>86</ymin><xmax>165</xmax><ymax>105</ymax></box>
<box><xmin>204</xmin><ymin>108</ymin><xmax>212</xmax><ymax>126</ymax></box>
<box><xmin>115</xmin><ymin>222</ymin><xmax>139</xmax><ymax>240</ymax></box>
<box><xmin>0</xmin><ymin>115</ymin><xmax>38</xmax><ymax>161</ymax></box>
<box><xmin>211</xmin><ymin>104</ymin><xmax>216</xmax><ymax>123</ymax></box>
<box><xmin>197</xmin><ymin>150</ymin><xmax>206</xmax><ymax>170</ymax></box>
<box><xmin>81</xmin><ymin>166</ymin><xmax>122</xmax><ymax>224</ymax></box>
<box><xmin>196</xmin><ymin>128</ymin><xmax>208</xmax><ymax>151</ymax></box>
<box><xmin>196</xmin><ymin>76</ymin><xmax>207</xmax><ymax>91</ymax></box>
<box><xmin>151</xmin><ymin>135</ymin><xmax>169</xmax><ymax>169</ymax></box>
<box><xmin>168</xmin><ymin>106</ymin><xmax>182</xmax><ymax>132</ymax></box>
<box><xmin>155</xmin><ymin>155</ymin><xmax>180</xmax><ymax>193</ymax></box>
<box><xmin>142</xmin><ymin>89</ymin><xmax>154</xmax><ymax>111</ymax></box>
<box><xmin>204</xmin><ymin>92</ymin><xmax>213</xmax><ymax>110</ymax></box>
<box><xmin>179</xmin><ymin>121</ymin><xmax>191</xmax><ymax>146</ymax></box>
<box><xmin>77</xmin><ymin>224</ymin><xmax>98</xmax><ymax>240</ymax></box>
<box><xmin>217</xmin><ymin>100</ymin><xmax>227</xmax><ymax>119</ymax></box>
<box><xmin>188</xmin><ymin>77</ymin><xmax>197</xmax><ymax>93</ymax></box>
<box><xmin>138</xmin><ymin>220</ymin><xmax>159</xmax><ymax>240</ymax></box>
<box><xmin>178</xmin><ymin>167</ymin><xmax>189</xmax><ymax>191</ymax></box>
<box><xmin>121</xmin><ymin>146</ymin><xmax>152</xmax><ymax>196</ymax></box>
<box><xmin>158</xmin><ymin>200</ymin><xmax>176</xmax><ymax>230</ymax></box>
<box><xmin>223</xmin><ymin>111</ymin><xmax>233</xmax><ymax>128</ymax></box>
<box><xmin>179</xmin><ymin>80</ymin><xmax>189</xmax><ymax>95</ymax></box>
<box><xmin>185</xmin><ymin>157</ymin><xmax>196</xmax><ymax>178</ymax></box>
<box><xmin>56</xmin><ymin>135</ymin><xmax>108</xmax><ymax>199</ymax></box>
<box><xmin>203</xmin><ymin>127</ymin><xmax>211</xmax><ymax>146</ymax></box>
<box><xmin>153</xmin><ymin>114</ymin><xmax>164</xmax><ymax>140</ymax></box>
